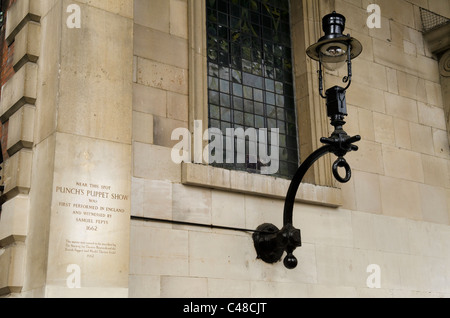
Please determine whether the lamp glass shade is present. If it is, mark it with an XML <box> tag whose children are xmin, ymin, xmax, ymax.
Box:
<box><xmin>319</xmin><ymin>42</ymin><xmax>348</xmax><ymax>71</ymax></box>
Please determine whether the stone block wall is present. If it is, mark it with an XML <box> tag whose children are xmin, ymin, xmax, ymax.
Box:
<box><xmin>0</xmin><ymin>0</ymin><xmax>448</xmax><ymax>298</ymax></box>
<box><xmin>129</xmin><ymin>0</ymin><xmax>450</xmax><ymax>298</ymax></box>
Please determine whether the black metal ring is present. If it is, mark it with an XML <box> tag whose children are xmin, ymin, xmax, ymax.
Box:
<box><xmin>332</xmin><ymin>157</ymin><xmax>352</xmax><ymax>183</ymax></box>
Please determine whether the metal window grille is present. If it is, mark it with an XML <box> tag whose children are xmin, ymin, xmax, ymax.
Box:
<box><xmin>206</xmin><ymin>0</ymin><xmax>299</xmax><ymax>179</ymax></box>
<box><xmin>420</xmin><ymin>7</ymin><xmax>450</xmax><ymax>33</ymax></box>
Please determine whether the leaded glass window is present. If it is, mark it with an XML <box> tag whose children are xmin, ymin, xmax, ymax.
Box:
<box><xmin>206</xmin><ymin>0</ymin><xmax>299</xmax><ymax>178</ymax></box>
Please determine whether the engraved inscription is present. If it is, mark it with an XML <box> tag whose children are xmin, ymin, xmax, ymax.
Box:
<box><xmin>55</xmin><ymin>181</ymin><xmax>129</xmax><ymax>258</ymax></box>
<box><xmin>65</xmin><ymin>240</ymin><xmax>117</xmax><ymax>258</ymax></box>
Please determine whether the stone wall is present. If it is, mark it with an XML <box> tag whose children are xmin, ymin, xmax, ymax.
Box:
<box><xmin>129</xmin><ymin>0</ymin><xmax>450</xmax><ymax>298</ymax></box>
<box><xmin>0</xmin><ymin>0</ymin><xmax>448</xmax><ymax>298</ymax></box>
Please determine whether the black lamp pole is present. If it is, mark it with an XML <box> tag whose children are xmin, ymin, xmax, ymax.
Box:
<box><xmin>253</xmin><ymin>12</ymin><xmax>363</xmax><ymax>269</ymax></box>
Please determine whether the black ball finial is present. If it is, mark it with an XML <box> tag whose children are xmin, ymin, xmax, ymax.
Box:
<box><xmin>283</xmin><ymin>253</ymin><xmax>298</xmax><ymax>269</ymax></box>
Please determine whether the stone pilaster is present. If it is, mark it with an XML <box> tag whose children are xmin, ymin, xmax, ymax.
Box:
<box><xmin>0</xmin><ymin>0</ymin><xmax>42</xmax><ymax>296</ymax></box>
<box><xmin>0</xmin><ymin>0</ymin><xmax>133</xmax><ymax>297</ymax></box>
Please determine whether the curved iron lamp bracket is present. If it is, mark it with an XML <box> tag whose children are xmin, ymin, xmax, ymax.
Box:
<box><xmin>253</xmin><ymin>121</ymin><xmax>360</xmax><ymax>269</ymax></box>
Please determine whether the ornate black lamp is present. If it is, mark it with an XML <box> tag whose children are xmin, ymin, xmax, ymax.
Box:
<box><xmin>252</xmin><ymin>12</ymin><xmax>362</xmax><ymax>269</ymax></box>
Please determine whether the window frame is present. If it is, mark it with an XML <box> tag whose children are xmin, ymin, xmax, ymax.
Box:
<box><xmin>184</xmin><ymin>0</ymin><xmax>342</xmax><ymax>206</ymax></box>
